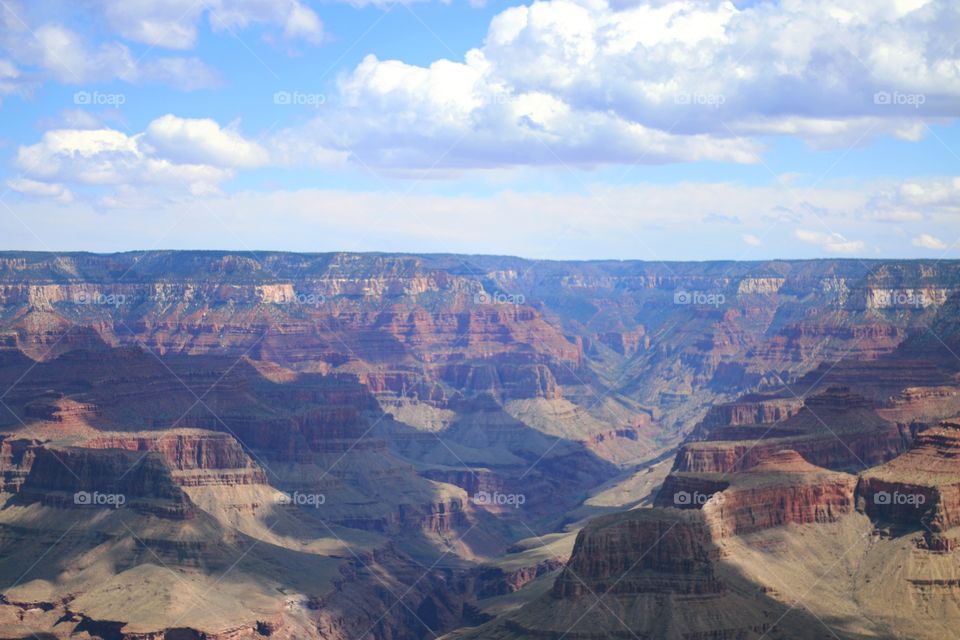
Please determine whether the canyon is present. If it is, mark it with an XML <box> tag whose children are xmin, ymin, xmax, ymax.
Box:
<box><xmin>0</xmin><ymin>252</ymin><xmax>959</xmax><ymax>639</ymax></box>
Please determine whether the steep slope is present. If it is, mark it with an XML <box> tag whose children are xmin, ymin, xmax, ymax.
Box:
<box><xmin>1</xmin><ymin>253</ymin><xmax>960</xmax><ymax>639</ymax></box>
<box><xmin>858</xmin><ymin>419</ymin><xmax>960</xmax><ymax>550</ymax></box>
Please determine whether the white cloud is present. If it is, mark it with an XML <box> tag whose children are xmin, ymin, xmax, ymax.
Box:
<box><xmin>142</xmin><ymin>115</ymin><xmax>268</xmax><ymax>168</ymax></box>
<box><xmin>30</xmin><ymin>23</ymin><xmax>136</xmax><ymax>84</ymax></box>
<box><xmin>0</xmin><ymin>3</ymin><xmax>220</xmax><ymax>91</ymax></box>
<box><xmin>16</xmin><ymin>128</ymin><xmax>141</xmax><ymax>184</ymax></box>
<box><xmin>274</xmin><ymin>52</ymin><xmax>761</xmax><ymax>170</ymax></box>
<box><xmin>912</xmin><ymin>233</ymin><xmax>948</xmax><ymax>250</ymax></box>
<box><xmin>96</xmin><ymin>0</ymin><xmax>323</xmax><ymax>49</ymax></box>
<box><xmin>742</xmin><ymin>233</ymin><xmax>763</xmax><ymax>247</ymax></box>
<box><xmin>6</xmin><ymin>177</ymin><xmax>73</xmax><ymax>203</ymax></box>
<box><xmin>11</xmin><ymin>116</ymin><xmax>263</xmax><ymax>203</ymax></box>
<box><xmin>3</xmin><ymin>178</ymin><xmax>957</xmax><ymax>258</ymax></box>
<box><xmin>864</xmin><ymin>177</ymin><xmax>960</xmax><ymax>222</ymax></box>
<box><xmin>0</xmin><ymin>58</ymin><xmax>24</xmax><ymax>99</ymax></box>
<box><xmin>141</xmin><ymin>58</ymin><xmax>222</xmax><ymax>91</ymax></box>
<box><xmin>275</xmin><ymin>0</ymin><xmax>960</xmax><ymax>170</ymax></box>
<box><xmin>794</xmin><ymin>229</ymin><xmax>866</xmax><ymax>254</ymax></box>
<box><xmin>96</xmin><ymin>1</ymin><xmax>200</xmax><ymax>49</ymax></box>
<box><xmin>282</xmin><ymin>3</ymin><xmax>325</xmax><ymax>44</ymax></box>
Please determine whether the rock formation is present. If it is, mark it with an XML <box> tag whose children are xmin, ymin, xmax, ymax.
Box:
<box><xmin>1</xmin><ymin>252</ymin><xmax>960</xmax><ymax>639</ymax></box>
<box><xmin>857</xmin><ymin>419</ymin><xmax>960</xmax><ymax>550</ymax></box>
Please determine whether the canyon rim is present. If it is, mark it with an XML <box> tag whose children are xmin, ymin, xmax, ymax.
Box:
<box><xmin>0</xmin><ymin>253</ymin><xmax>958</xmax><ymax>638</ymax></box>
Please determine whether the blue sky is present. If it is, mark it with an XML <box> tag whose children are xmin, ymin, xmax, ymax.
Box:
<box><xmin>1</xmin><ymin>0</ymin><xmax>959</xmax><ymax>260</ymax></box>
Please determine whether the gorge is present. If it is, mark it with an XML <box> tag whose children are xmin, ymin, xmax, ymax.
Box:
<box><xmin>1</xmin><ymin>252</ymin><xmax>959</xmax><ymax>639</ymax></box>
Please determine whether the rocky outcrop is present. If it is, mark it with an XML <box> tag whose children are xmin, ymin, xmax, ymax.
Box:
<box><xmin>857</xmin><ymin>419</ymin><xmax>960</xmax><ymax>548</ymax></box>
<box><xmin>78</xmin><ymin>430</ymin><xmax>268</xmax><ymax>487</ymax></box>
<box><xmin>594</xmin><ymin>328</ymin><xmax>648</xmax><ymax>356</ymax></box>
<box><xmin>879</xmin><ymin>385</ymin><xmax>960</xmax><ymax>426</ymax></box>
<box><xmin>3</xmin><ymin>253</ymin><xmax>960</xmax><ymax>640</ymax></box>
<box><xmin>309</xmin><ymin>544</ymin><xmax>482</xmax><ymax>640</ymax></box>
<box><xmin>692</xmin><ymin>394</ymin><xmax>804</xmax><ymax>439</ymax></box>
<box><xmin>1</xmin><ymin>254</ymin><xmax>953</xmax><ymax>426</ymax></box>
<box><xmin>437</xmin><ymin>362</ymin><xmax>562</xmax><ymax>400</ymax></box>
<box><xmin>553</xmin><ymin>508</ymin><xmax>725</xmax><ymax>598</ymax></box>
<box><xmin>468</xmin><ymin>557</ymin><xmax>567</xmax><ymax>599</ymax></box>
<box><xmin>794</xmin><ymin>358</ymin><xmax>952</xmax><ymax>403</ymax></box>
<box><xmin>737</xmin><ymin>276</ymin><xmax>786</xmax><ymax>295</ymax></box>
<box><xmin>675</xmin><ymin>387</ymin><xmax>910</xmax><ymax>474</ymax></box>
<box><xmin>675</xmin><ymin>428</ymin><xmax>908</xmax><ymax>475</ymax></box>
<box><xmin>334</xmin><ymin>497</ymin><xmax>468</xmax><ymax>534</ymax></box>
<box><xmin>18</xmin><ymin>446</ymin><xmax>196</xmax><ymax>519</ymax></box>
<box><xmin>0</xmin><ymin>436</ymin><xmax>38</xmax><ymax>492</ymax></box>
<box><xmin>421</xmin><ymin>468</ymin><xmax>507</xmax><ymax>497</ymax></box>
<box><xmin>659</xmin><ymin>450</ymin><xmax>857</xmax><ymax>537</ymax></box>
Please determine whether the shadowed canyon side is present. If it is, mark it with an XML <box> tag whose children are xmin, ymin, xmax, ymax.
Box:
<box><xmin>454</xmin><ymin>288</ymin><xmax>960</xmax><ymax>640</ymax></box>
<box><xmin>1</xmin><ymin>252</ymin><xmax>960</xmax><ymax>638</ymax></box>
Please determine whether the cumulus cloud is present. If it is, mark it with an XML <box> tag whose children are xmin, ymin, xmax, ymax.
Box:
<box><xmin>270</xmin><ymin>0</ymin><xmax>959</xmax><ymax>170</ymax></box>
<box><xmin>142</xmin><ymin>115</ymin><xmax>269</xmax><ymax>168</ymax></box>
<box><xmin>276</xmin><ymin>52</ymin><xmax>761</xmax><ymax>170</ymax></box>
<box><xmin>912</xmin><ymin>233</ymin><xmax>948</xmax><ymax>250</ymax></box>
<box><xmin>11</xmin><ymin>115</ymin><xmax>264</xmax><ymax>203</ymax></box>
<box><xmin>794</xmin><ymin>229</ymin><xmax>866</xmax><ymax>254</ymax></box>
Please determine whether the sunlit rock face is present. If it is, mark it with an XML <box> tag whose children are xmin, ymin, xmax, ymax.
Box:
<box><xmin>857</xmin><ymin>419</ymin><xmax>960</xmax><ymax>550</ymax></box>
<box><xmin>2</xmin><ymin>252</ymin><xmax>960</xmax><ymax>639</ymax></box>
